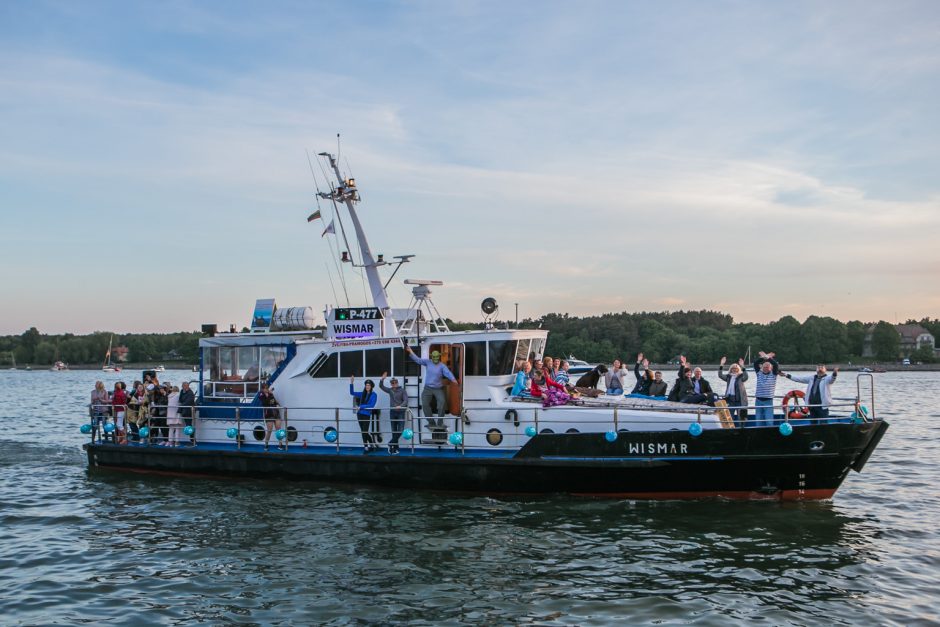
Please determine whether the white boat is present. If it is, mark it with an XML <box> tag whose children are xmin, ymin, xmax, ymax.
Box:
<box><xmin>153</xmin><ymin>365</ymin><xmax>165</xmax><ymax>372</ymax></box>
<box><xmin>50</xmin><ymin>361</ymin><xmax>68</xmax><ymax>371</ymax></box>
<box><xmin>102</xmin><ymin>335</ymin><xmax>121</xmax><ymax>373</ymax></box>
<box><xmin>8</xmin><ymin>352</ymin><xmax>16</xmax><ymax>370</ymax></box>
<box><xmin>564</xmin><ymin>356</ymin><xmax>595</xmax><ymax>377</ymax></box>
<box><xmin>82</xmin><ymin>149</ymin><xmax>888</xmax><ymax>500</ymax></box>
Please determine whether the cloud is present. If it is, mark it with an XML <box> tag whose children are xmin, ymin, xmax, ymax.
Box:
<box><xmin>1</xmin><ymin>2</ymin><xmax>939</xmax><ymax>334</ymax></box>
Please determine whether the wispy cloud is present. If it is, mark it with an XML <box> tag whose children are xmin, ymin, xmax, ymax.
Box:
<box><xmin>1</xmin><ymin>1</ymin><xmax>938</xmax><ymax>333</ymax></box>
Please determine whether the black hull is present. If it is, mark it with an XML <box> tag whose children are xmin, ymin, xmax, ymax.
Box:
<box><xmin>85</xmin><ymin>421</ymin><xmax>888</xmax><ymax>500</ymax></box>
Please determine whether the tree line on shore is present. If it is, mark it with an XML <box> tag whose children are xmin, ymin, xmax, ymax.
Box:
<box><xmin>1</xmin><ymin>328</ymin><xmax>201</xmax><ymax>367</ymax></box>
<box><xmin>458</xmin><ymin>311</ymin><xmax>940</xmax><ymax>365</ymax></box>
<box><xmin>3</xmin><ymin>312</ymin><xmax>938</xmax><ymax>366</ymax></box>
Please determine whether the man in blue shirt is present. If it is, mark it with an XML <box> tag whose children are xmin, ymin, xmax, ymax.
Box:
<box><xmin>406</xmin><ymin>345</ymin><xmax>458</xmax><ymax>443</ymax></box>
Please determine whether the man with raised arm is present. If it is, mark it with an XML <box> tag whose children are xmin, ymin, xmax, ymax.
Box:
<box><xmin>785</xmin><ymin>365</ymin><xmax>839</xmax><ymax>419</ymax></box>
<box><xmin>753</xmin><ymin>351</ymin><xmax>783</xmax><ymax>426</ymax></box>
<box><xmin>405</xmin><ymin>345</ymin><xmax>458</xmax><ymax>443</ymax></box>
<box><xmin>379</xmin><ymin>372</ymin><xmax>409</xmax><ymax>454</ymax></box>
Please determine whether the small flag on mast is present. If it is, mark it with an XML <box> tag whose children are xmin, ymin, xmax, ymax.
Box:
<box><xmin>306</xmin><ymin>210</ymin><xmax>322</xmax><ymax>222</ymax></box>
<box><xmin>321</xmin><ymin>219</ymin><xmax>335</xmax><ymax>237</ymax></box>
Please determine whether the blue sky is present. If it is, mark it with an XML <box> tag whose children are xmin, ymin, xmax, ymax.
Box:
<box><xmin>1</xmin><ymin>1</ymin><xmax>938</xmax><ymax>334</ymax></box>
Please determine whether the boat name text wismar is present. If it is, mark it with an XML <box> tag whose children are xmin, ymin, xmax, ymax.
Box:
<box><xmin>629</xmin><ymin>442</ymin><xmax>689</xmax><ymax>455</ymax></box>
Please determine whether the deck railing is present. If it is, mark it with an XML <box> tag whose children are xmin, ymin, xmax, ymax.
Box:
<box><xmin>84</xmin><ymin>390</ymin><xmax>875</xmax><ymax>451</ymax></box>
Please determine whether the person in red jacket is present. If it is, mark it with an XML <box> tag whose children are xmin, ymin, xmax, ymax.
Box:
<box><xmin>111</xmin><ymin>382</ymin><xmax>128</xmax><ymax>443</ymax></box>
<box><xmin>529</xmin><ymin>369</ymin><xmax>566</xmax><ymax>398</ymax></box>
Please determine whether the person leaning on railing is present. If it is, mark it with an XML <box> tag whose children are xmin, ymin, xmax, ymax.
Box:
<box><xmin>718</xmin><ymin>357</ymin><xmax>749</xmax><ymax>424</ymax></box>
<box><xmin>90</xmin><ymin>381</ymin><xmax>111</xmax><ymax>443</ymax></box>
<box><xmin>112</xmin><ymin>382</ymin><xmax>128</xmax><ymax>444</ymax></box>
<box><xmin>127</xmin><ymin>382</ymin><xmax>148</xmax><ymax>442</ymax></box>
<box><xmin>260</xmin><ymin>382</ymin><xmax>282</xmax><ymax>450</ymax></box>
<box><xmin>785</xmin><ymin>365</ymin><xmax>839</xmax><ymax>419</ymax></box>
<box><xmin>379</xmin><ymin>372</ymin><xmax>408</xmax><ymax>455</ymax></box>
<box><xmin>178</xmin><ymin>382</ymin><xmax>196</xmax><ymax>444</ymax></box>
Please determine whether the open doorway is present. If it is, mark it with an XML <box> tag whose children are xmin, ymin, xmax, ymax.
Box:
<box><xmin>427</xmin><ymin>343</ymin><xmax>464</xmax><ymax>416</ymax></box>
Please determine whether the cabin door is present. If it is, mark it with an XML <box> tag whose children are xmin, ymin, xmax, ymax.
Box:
<box><xmin>427</xmin><ymin>343</ymin><xmax>464</xmax><ymax>416</ymax></box>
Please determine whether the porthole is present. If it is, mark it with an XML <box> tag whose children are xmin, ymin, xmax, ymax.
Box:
<box><xmin>809</xmin><ymin>441</ymin><xmax>825</xmax><ymax>452</ymax></box>
<box><xmin>324</xmin><ymin>426</ymin><xmax>338</xmax><ymax>442</ymax></box>
<box><xmin>566</xmin><ymin>428</ymin><xmax>580</xmax><ymax>434</ymax></box>
<box><xmin>486</xmin><ymin>428</ymin><xmax>503</xmax><ymax>446</ymax></box>
<box><xmin>252</xmin><ymin>425</ymin><xmax>265</xmax><ymax>441</ymax></box>
<box><xmin>287</xmin><ymin>426</ymin><xmax>298</xmax><ymax>442</ymax></box>
<box><xmin>540</xmin><ymin>428</ymin><xmax>555</xmax><ymax>435</ymax></box>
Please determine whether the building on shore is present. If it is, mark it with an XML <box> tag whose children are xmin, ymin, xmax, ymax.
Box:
<box><xmin>863</xmin><ymin>323</ymin><xmax>936</xmax><ymax>360</ymax></box>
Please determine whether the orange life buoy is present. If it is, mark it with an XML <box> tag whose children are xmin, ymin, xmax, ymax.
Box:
<box><xmin>782</xmin><ymin>389</ymin><xmax>809</xmax><ymax>419</ymax></box>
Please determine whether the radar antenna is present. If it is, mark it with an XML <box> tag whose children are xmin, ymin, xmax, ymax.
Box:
<box><xmin>400</xmin><ymin>279</ymin><xmax>449</xmax><ymax>334</ymax></box>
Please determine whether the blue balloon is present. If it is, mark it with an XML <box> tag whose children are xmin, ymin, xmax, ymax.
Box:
<box><xmin>139</xmin><ymin>426</ymin><xmax>150</xmax><ymax>438</ymax></box>
<box><xmin>401</xmin><ymin>428</ymin><xmax>414</xmax><ymax>441</ymax></box>
<box><xmin>449</xmin><ymin>432</ymin><xmax>463</xmax><ymax>446</ymax></box>
<box><xmin>183</xmin><ymin>426</ymin><xmax>195</xmax><ymax>436</ymax></box>
<box><xmin>103</xmin><ymin>423</ymin><xmax>115</xmax><ymax>434</ymax></box>
<box><xmin>80</xmin><ymin>424</ymin><xmax>92</xmax><ymax>434</ymax></box>
<box><xmin>525</xmin><ymin>426</ymin><xmax>537</xmax><ymax>437</ymax></box>
<box><xmin>605</xmin><ymin>430</ymin><xmax>617</xmax><ymax>442</ymax></box>
<box><xmin>779</xmin><ymin>422</ymin><xmax>794</xmax><ymax>436</ymax></box>
<box><xmin>688</xmin><ymin>422</ymin><xmax>703</xmax><ymax>437</ymax></box>
<box><xmin>324</xmin><ymin>429</ymin><xmax>338</xmax><ymax>443</ymax></box>
<box><xmin>226</xmin><ymin>427</ymin><xmax>238</xmax><ymax>439</ymax></box>
<box><xmin>275</xmin><ymin>429</ymin><xmax>287</xmax><ymax>441</ymax></box>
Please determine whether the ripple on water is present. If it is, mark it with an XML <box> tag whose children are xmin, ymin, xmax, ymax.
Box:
<box><xmin>0</xmin><ymin>370</ymin><xmax>939</xmax><ymax>624</ymax></box>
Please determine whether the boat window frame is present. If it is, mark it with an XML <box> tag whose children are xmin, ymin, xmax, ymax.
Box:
<box><xmin>365</xmin><ymin>347</ymin><xmax>392</xmax><ymax>378</ymax></box>
<box><xmin>488</xmin><ymin>339</ymin><xmax>516</xmax><ymax>376</ymax></box>
<box><xmin>463</xmin><ymin>341</ymin><xmax>487</xmax><ymax>377</ymax></box>
<box><xmin>339</xmin><ymin>350</ymin><xmax>364</xmax><ymax>378</ymax></box>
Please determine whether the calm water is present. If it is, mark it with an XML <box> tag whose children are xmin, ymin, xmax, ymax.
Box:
<box><xmin>0</xmin><ymin>369</ymin><xmax>938</xmax><ymax>625</ymax></box>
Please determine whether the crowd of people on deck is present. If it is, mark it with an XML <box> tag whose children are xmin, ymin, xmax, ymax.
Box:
<box><xmin>510</xmin><ymin>351</ymin><xmax>840</xmax><ymax>423</ymax></box>
<box><xmin>88</xmin><ymin>374</ymin><xmax>196</xmax><ymax>446</ymax></box>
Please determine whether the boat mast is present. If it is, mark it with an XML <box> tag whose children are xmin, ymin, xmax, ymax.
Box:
<box><xmin>317</xmin><ymin>152</ymin><xmax>390</xmax><ymax>312</ymax></box>
<box><xmin>104</xmin><ymin>335</ymin><xmax>113</xmax><ymax>368</ymax></box>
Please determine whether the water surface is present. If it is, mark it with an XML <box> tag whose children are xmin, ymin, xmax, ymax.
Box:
<box><xmin>0</xmin><ymin>369</ymin><xmax>937</xmax><ymax>624</ymax></box>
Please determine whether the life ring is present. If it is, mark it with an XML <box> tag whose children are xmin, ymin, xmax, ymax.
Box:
<box><xmin>782</xmin><ymin>389</ymin><xmax>809</xmax><ymax>419</ymax></box>
<box><xmin>504</xmin><ymin>409</ymin><xmax>520</xmax><ymax>427</ymax></box>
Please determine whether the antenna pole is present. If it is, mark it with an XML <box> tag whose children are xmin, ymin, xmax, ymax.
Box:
<box><xmin>318</xmin><ymin>151</ymin><xmax>391</xmax><ymax>312</ymax></box>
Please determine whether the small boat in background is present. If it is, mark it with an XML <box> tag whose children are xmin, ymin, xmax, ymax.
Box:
<box><xmin>153</xmin><ymin>365</ymin><xmax>165</xmax><ymax>372</ymax></box>
<box><xmin>102</xmin><ymin>335</ymin><xmax>122</xmax><ymax>373</ymax></box>
<box><xmin>565</xmin><ymin>356</ymin><xmax>595</xmax><ymax>377</ymax></box>
<box><xmin>51</xmin><ymin>361</ymin><xmax>68</xmax><ymax>371</ymax></box>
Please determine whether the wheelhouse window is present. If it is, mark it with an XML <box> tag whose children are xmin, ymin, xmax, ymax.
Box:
<box><xmin>365</xmin><ymin>348</ymin><xmax>392</xmax><ymax>377</ymax></box>
<box><xmin>393</xmin><ymin>347</ymin><xmax>421</xmax><ymax>378</ymax></box>
<box><xmin>308</xmin><ymin>352</ymin><xmax>338</xmax><ymax>378</ymax></box>
<box><xmin>515</xmin><ymin>338</ymin><xmax>531</xmax><ymax>363</ymax></box>
<box><xmin>201</xmin><ymin>345</ymin><xmax>276</xmax><ymax>398</ymax></box>
<box><xmin>261</xmin><ymin>346</ymin><xmax>287</xmax><ymax>379</ymax></box>
<box><xmin>529</xmin><ymin>338</ymin><xmax>545</xmax><ymax>362</ymax></box>
<box><xmin>488</xmin><ymin>340</ymin><xmax>516</xmax><ymax>376</ymax></box>
<box><xmin>340</xmin><ymin>350</ymin><xmax>364</xmax><ymax>377</ymax></box>
<box><xmin>464</xmin><ymin>342</ymin><xmax>487</xmax><ymax>376</ymax></box>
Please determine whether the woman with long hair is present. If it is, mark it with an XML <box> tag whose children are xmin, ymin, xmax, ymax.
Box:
<box><xmin>350</xmin><ymin>376</ymin><xmax>378</xmax><ymax>453</ymax></box>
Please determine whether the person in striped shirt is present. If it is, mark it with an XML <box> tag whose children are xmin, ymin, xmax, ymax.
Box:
<box><xmin>753</xmin><ymin>352</ymin><xmax>784</xmax><ymax>426</ymax></box>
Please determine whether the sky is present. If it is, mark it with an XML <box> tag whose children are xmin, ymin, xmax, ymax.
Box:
<box><xmin>1</xmin><ymin>0</ymin><xmax>939</xmax><ymax>335</ymax></box>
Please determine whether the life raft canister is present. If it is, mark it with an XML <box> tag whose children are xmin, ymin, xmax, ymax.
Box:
<box><xmin>782</xmin><ymin>389</ymin><xmax>809</xmax><ymax>419</ymax></box>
